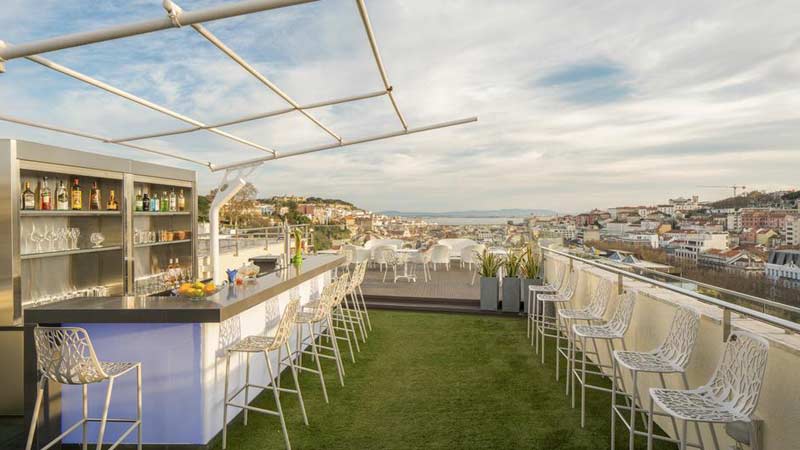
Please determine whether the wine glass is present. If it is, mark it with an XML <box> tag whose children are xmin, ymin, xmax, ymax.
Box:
<box><xmin>90</xmin><ymin>232</ymin><xmax>105</xmax><ymax>248</ymax></box>
<box><xmin>71</xmin><ymin>228</ymin><xmax>80</xmax><ymax>249</ymax></box>
<box><xmin>29</xmin><ymin>224</ymin><xmax>41</xmax><ymax>254</ymax></box>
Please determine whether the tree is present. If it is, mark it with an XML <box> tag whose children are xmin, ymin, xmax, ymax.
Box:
<box><xmin>198</xmin><ymin>195</ymin><xmax>210</xmax><ymax>222</ymax></box>
<box><xmin>208</xmin><ymin>182</ymin><xmax>260</xmax><ymax>229</ymax></box>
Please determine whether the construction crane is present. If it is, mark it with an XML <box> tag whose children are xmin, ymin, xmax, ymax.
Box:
<box><xmin>697</xmin><ymin>185</ymin><xmax>747</xmax><ymax>198</ymax></box>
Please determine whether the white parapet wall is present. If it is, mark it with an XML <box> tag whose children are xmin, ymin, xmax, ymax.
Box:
<box><xmin>543</xmin><ymin>254</ymin><xmax>800</xmax><ymax>449</ymax></box>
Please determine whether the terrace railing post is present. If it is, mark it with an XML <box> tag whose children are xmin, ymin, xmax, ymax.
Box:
<box><xmin>234</xmin><ymin>228</ymin><xmax>239</xmax><ymax>257</ymax></box>
<box><xmin>723</xmin><ymin>307</ymin><xmax>731</xmax><ymax>341</ymax></box>
<box><xmin>618</xmin><ymin>273</ymin><xmax>624</xmax><ymax>295</ymax></box>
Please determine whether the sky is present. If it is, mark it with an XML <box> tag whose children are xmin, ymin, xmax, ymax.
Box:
<box><xmin>1</xmin><ymin>0</ymin><xmax>799</xmax><ymax>214</ymax></box>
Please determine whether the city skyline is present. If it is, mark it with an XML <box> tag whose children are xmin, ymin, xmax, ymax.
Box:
<box><xmin>1</xmin><ymin>0</ymin><xmax>799</xmax><ymax>212</ymax></box>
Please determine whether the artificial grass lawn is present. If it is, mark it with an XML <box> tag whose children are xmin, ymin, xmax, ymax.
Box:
<box><xmin>215</xmin><ymin>310</ymin><xmax>675</xmax><ymax>450</ymax></box>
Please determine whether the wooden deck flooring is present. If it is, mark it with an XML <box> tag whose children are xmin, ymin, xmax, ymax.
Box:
<box><xmin>360</xmin><ymin>263</ymin><xmax>479</xmax><ymax>302</ymax></box>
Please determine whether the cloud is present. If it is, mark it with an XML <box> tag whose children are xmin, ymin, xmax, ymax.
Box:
<box><xmin>1</xmin><ymin>0</ymin><xmax>799</xmax><ymax>214</ymax></box>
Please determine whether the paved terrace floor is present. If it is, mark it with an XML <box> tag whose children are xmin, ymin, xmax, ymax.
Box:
<box><xmin>360</xmin><ymin>264</ymin><xmax>480</xmax><ymax>311</ymax></box>
<box><xmin>218</xmin><ymin>310</ymin><xmax>675</xmax><ymax>450</ymax></box>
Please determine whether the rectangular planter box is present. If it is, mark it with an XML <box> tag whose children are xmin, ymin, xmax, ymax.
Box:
<box><xmin>502</xmin><ymin>277</ymin><xmax>522</xmax><ymax>313</ymax></box>
<box><xmin>521</xmin><ymin>277</ymin><xmax>543</xmax><ymax>313</ymax></box>
<box><xmin>480</xmin><ymin>277</ymin><xmax>499</xmax><ymax>311</ymax></box>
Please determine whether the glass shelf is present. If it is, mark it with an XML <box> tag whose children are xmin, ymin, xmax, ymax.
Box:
<box><xmin>134</xmin><ymin>211</ymin><xmax>191</xmax><ymax>216</ymax></box>
<box><xmin>21</xmin><ymin>245</ymin><xmax>123</xmax><ymax>260</ymax></box>
<box><xmin>135</xmin><ymin>239</ymin><xmax>192</xmax><ymax>248</ymax></box>
<box><xmin>20</xmin><ymin>210</ymin><xmax>121</xmax><ymax>217</ymax></box>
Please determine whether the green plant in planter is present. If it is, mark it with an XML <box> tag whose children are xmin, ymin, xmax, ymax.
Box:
<box><xmin>477</xmin><ymin>250</ymin><xmax>502</xmax><ymax>277</ymax></box>
<box><xmin>292</xmin><ymin>228</ymin><xmax>303</xmax><ymax>265</ymax></box>
<box><xmin>504</xmin><ymin>249</ymin><xmax>522</xmax><ymax>278</ymax></box>
<box><xmin>521</xmin><ymin>246</ymin><xmax>540</xmax><ymax>279</ymax></box>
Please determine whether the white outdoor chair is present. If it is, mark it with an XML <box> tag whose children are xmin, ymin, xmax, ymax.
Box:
<box><xmin>612</xmin><ymin>305</ymin><xmax>701</xmax><ymax>450</ymax></box>
<box><xmin>372</xmin><ymin>245</ymin><xmax>395</xmax><ymax>272</ymax></box>
<box><xmin>410</xmin><ymin>249</ymin><xmax>432</xmax><ymax>282</ymax></box>
<box><xmin>26</xmin><ymin>327</ymin><xmax>142</xmax><ymax>450</ymax></box>
<box><xmin>461</xmin><ymin>244</ymin><xmax>485</xmax><ymax>270</ymax></box>
<box><xmin>646</xmin><ymin>330</ymin><xmax>769</xmax><ymax>450</ymax></box>
<box><xmin>377</xmin><ymin>247</ymin><xmax>399</xmax><ymax>282</ymax></box>
<box><xmin>571</xmin><ymin>290</ymin><xmax>636</xmax><ymax>428</ymax></box>
<box><xmin>430</xmin><ymin>244</ymin><xmax>451</xmax><ymax>271</ymax></box>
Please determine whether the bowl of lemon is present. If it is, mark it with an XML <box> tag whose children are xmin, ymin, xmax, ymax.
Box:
<box><xmin>177</xmin><ymin>281</ymin><xmax>219</xmax><ymax>299</ymax></box>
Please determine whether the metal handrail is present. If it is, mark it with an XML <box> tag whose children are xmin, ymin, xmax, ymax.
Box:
<box><xmin>592</xmin><ymin>255</ymin><xmax>800</xmax><ymax>317</ymax></box>
<box><xmin>542</xmin><ymin>246</ymin><xmax>800</xmax><ymax>336</ymax></box>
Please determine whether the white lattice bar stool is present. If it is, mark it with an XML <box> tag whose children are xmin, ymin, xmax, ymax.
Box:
<box><xmin>527</xmin><ymin>262</ymin><xmax>566</xmax><ymax>345</ymax></box>
<box><xmin>222</xmin><ymin>298</ymin><xmax>308</xmax><ymax>450</ymax></box>
<box><xmin>535</xmin><ymin>268</ymin><xmax>578</xmax><ymax>367</ymax></box>
<box><xmin>329</xmin><ymin>272</ymin><xmax>359</xmax><ymax>362</ymax></box>
<box><xmin>611</xmin><ymin>305</ymin><xmax>702</xmax><ymax>450</ymax></box>
<box><xmin>26</xmin><ymin>326</ymin><xmax>142</xmax><ymax>450</ymax></box>
<box><xmin>558</xmin><ymin>278</ymin><xmax>613</xmax><ymax>395</ymax></box>
<box><xmin>646</xmin><ymin>330</ymin><xmax>769</xmax><ymax>450</ymax></box>
<box><xmin>352</xmin><ymin>260</ymin><xmax>373</xmax><ymax>331</ymax></box>
<box><xmin>344</xmin><ymin>261</ymin><xmax>370</xmax><ymax>341</ymax></box>
<box><xmin>291</xmin><ymin>280</ymin><xmax>346</xmax><ymax>397</ymax></box>
<box><xmin>570</xmin><ymin>291</ymin><xmax>636</xmax><ymax>428</ymax></box>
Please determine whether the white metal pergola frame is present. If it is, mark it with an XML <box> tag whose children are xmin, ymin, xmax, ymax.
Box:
<box><xmin>0</xmin><ymin>0</ymin><xmax>477</xmax><ymax>281</ymax></box>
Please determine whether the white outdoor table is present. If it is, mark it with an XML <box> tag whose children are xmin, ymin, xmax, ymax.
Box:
<box><xmin>394</xmin><ymin>248</ymin><xmax>419</xmax><ymax>283</ymax></box>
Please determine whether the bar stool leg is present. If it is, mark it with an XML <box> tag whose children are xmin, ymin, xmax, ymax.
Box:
<box><xmin>647</xmin><ymin>396</ymin><xmax>655</xmax><ymax>450</ymax></box>
<box><xmin>681</xmin><ymin>373</ymin><xmax>705</xmax><ymax>450</ymax></box>
<box><xmin>629</xmin><ymin>369</ymin><xmax>638</xmax><ymax>450</ymax></box>
<box><xmin>96</xmin><ymin>378</ymin><xmax>115</xmax><ymax>450</ymax></box>
<box><xmin>284</xmin><ymin>342</ymin><xmax>309</xmax><ymax>426</ymax></box>
<box><xmin>25</xmin><ymin>377</ymin><xmax>45</xmax><ymax>450</ymax></box>
<box><xmin>326</xmin><ymin>315</ymin><xmax>346</xmax><ymax>384</ymax></box>
<box><xmin>336</xmin><ymin>308</ymin><xmax>356</xmax><ymax>363</ymax></box>
<box><xmin>308</xmin><ymin>323</ymin><xmax>329</xmax><ymax>403</ymax></box>
<box><xmin>137</xmin><ymin>364</ymin><xmax>142</xmax><ymax>450</ymax></box>
<box><xmin>571</xmin><ymin>333</ymin><xmax>577</xmax><ymax>409</ymax></box>
<box><xmin>357</xmin><ymin>285</ymin><xmax>372</xmax><ymax>331</ymax></box>
<box><xmin>610</xmin><ymin>357</ymin><xmax>617</xmax><ymax>449</ymax></box>
<box><xmin>82</xmin><ymin>384</ymin><xmax>88</xmax><ymax>450</ymax></box>
<box><xmin>265</xmin><ymin>352</ymin><xmax>291</xmax><ymax>450</ymax></box>
<box><xmin>222</xmin><ymin>353</ymin><xmax>231</xmax><ymax>450</ymax></box>
<box><xmin>580</xmin><ymin>336</ymin><xmax>587</xmax><ymax>428</ymax></box>
<box><xmin>243</xmin><ymin>353</ymin><xmax>250</xmax><ymax>426</ymax></box>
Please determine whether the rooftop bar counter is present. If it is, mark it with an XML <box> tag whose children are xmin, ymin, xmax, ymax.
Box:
<box><xmin>24</xmin><ymin>254</ymin><xmax>344</xmax><ymax>449</ymax></box>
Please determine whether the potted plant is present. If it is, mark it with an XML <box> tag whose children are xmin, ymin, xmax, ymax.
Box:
<box><xmin>502</xmin><ymin>249</ymin><xmax>523</xmax><ymax>312</ymax></box>
<box><xmin>291</xmin><ymin>228</ymin><xmax>303</xmax><ymax>266</ymax></box>
<box><xmin>520</xmin><ymin>246</ymin><xmax>542</xmax><ymax>314</ymax></box>
<box><xmin>477</xmin><ymin>250</ymin><xmax>502</xmax><ymax>311</ymax></box>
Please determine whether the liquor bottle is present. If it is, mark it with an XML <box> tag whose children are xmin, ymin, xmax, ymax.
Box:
<box><xmin>71</xmin><ymin>178</ymin><xmax>82</xmax><ymax>210</ymax></box>
<box><xmin>39</xmin><ymin>177</ymin><xmax>52</xmax><ymax>210</ymax></box>
<box><xmin>22</xmin><ymin>181</ymin><xmax>35</xmax><ymax>210</ymax></box>
<box><xmin>135</xmin><ymin>189</ymin><xmax>143</xmax><ymax>212</ymax></box>
<box><xmin>106</xmin><ymin>190</ymin><xmax>119</xmax><ymax>211</ymax></box>
<box><xmin>169</xmin><ymin>189</ymin><xmax>177</xmax><ymax>212</ymax></box>
<box><xmin>161</xmin><ymin>191</ymin><xmax>169</xmax><ymax>212</ymax></box>
<box><xmin>142</xmin><ymin>191</ymin><xmax>150</xmax><ymax>211</ymax></box>
<box><xmin>89</xmin><ymin>181</ymin><xmax>101</xmax><ymax>210</ymax></box>
<box><xmin>150</xmin><ymin>192</ymin><xmax>158</xmax><ymax>212</ymax></box>
<box><xmin>177</xmin><ymin>189</ymin><xmax>186</xmax><ymax>212</ymax></box>
<box><xmin>56</xmin><ymin>180</ymin><xmax>69</xmax><ymax>210</ymax></box>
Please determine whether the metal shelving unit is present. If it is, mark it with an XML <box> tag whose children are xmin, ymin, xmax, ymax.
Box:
<box><xmin>133</xmin><ymin>211</ymin><xmax>191</xmax><ymax>216</ymax></box>
<box><xmin>20</xmin><ymin>210</ymin><xmax>121</xmax><ymax>217</ymax></box>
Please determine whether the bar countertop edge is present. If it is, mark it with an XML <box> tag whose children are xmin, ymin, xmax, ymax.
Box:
<box><xmin>24</xmin><ymin>254</ymin><xmax>345</xmax><ymax>324</ymax></box>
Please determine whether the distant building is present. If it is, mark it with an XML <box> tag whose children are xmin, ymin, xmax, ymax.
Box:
<box><xmin>740</xmin><ymin>208</ymin><xmax>799</xmax><ymax>231</ymax></box>
<box><xmin>765</xmin><ymin>250</ymin><xmax>800</xmax><ymax>283</ymax></box>
<box><xmin>784</xmin><ymin>216</ymin><xmax>800</xmax><ymax>246</ymax></box>
<box><xmin>669</xmin><ymin>195</ymin><xmax>701</xmax><ymax>212</ymax></box>
<box><xmin>698</xmin><ymin>248</ymin><xmax>764</xmax><ymax>273</ymax></box>
<box><xmin>662</xmin><ymin>231</ymin><xmax>729</xmax><ymax>260</ymax></box>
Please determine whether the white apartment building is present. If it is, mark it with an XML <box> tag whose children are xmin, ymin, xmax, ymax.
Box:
<box><xmin>727</xmin><ymin>210</ymin><xmax>742</xmax><ymax>232</ymax></box>
<box><xmin>765</xmin><ymin>250</ymin><xmax>800</xmax><ymax>283</ymax></box>
<box><xmin>662</xmin><ymin>231</ymin><xmax>729</xmax><ymax>260</ymax></box>
<box><xmin>618</xmin><ymin>233</ymin><xmax>659</xmax><ymax>248</ymax></box>
<box><xmin>669</xmin><ymin>195</ymin><xmax>701</xmax><ymax>212</ymax></box>
<box><xmin>657</xmin><ymin>204</ymin><xmax>675</xmax><ymax>216</ymax></box>
<box><xmin>784</xmin><ymin>216</ymin><xmax>800</xmax><ymax>246</ymax></box>
<box><xmin>604</xmin><ymin>221</ymin><xmax>630</xmax><ymax>236</ymax></box>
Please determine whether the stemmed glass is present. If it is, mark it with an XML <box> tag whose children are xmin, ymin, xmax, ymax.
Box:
<box><xmin>70</xmin><ymin>228</ymin><xmax>80</xmax><ymax>250</ymax></box>
<box><xmin>28</xmin><ymin>224</ymin><xmax>41</xmax><ymax>254</ymax></box>
<box><xmin>90</xmin><ymin>232</ymin><xmax>105</xmax><ymax>248</ymax></box>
